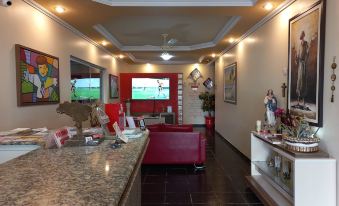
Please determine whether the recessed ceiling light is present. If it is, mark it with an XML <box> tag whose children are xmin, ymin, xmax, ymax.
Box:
<box><xmin>101</xmin><ymin>40</ymin><xmax>108</xmax><ymax>46</ymax></box>
<box><xmin>229</xmin><ymin>38</ymin><xmax>235</xmax><ymax>43</ymax></box>
<box><xmin>119</xmin><ymin>54</ymin><xmax>124</xmax><ymax>59</ymax></box>
<box><xmin>264</xmin><ymin>2</ymin><xmax>273</xmax><ymax>10</ymax></box>
<box><xmin>55</xmin><ymin>5</ymin><xmax>65</xmax><ymax>13</ymax></box>
<box><xmin>211</xmin><ymin>53</ymin><xmax>216</xmax><ymax>58</ymax></box>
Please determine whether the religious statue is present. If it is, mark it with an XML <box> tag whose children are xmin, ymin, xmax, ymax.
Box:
<box><xmin>264</xmin><ymin>89</ymin><xmax>278</xmax><ymax>126</ymax></box>
<box><xmin>295</xmin><ymin>31</ymin><xmax>309</xmax><ymax>110</ymax></box>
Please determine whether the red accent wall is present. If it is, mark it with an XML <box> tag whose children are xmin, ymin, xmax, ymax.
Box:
<box><xmin>120</xmin><ymin>73</ymin><xmax>178</xmax><ymax>122</ymax></box>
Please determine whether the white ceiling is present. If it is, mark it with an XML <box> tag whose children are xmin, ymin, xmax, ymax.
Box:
<box><xmin>93</xmin><ymin>0</ymin><xmax>258</xmax><ymax>7</ymax></box>
<box><xmin>94</xmin><ymin>15</ymin><xmax>240</xmax><ymax>52</ymax></box>
<box><xmin>32</xmin><ymin>0</ymin><xmax>286</xmax><ymax>64</ymax></box>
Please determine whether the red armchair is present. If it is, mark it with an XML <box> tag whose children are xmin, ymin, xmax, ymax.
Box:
<box><xmin>143</xmin><ymin>124</ymin><xmax>206</xmax><ymax>165</ymax></box>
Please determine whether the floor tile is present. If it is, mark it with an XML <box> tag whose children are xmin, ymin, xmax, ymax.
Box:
<box><xmin>242</xmin><ymin>192</ymin><xmax>262</xmax><ymax>203</ymax></box>
<box><xmin>216</xmin><ymin>193</ymin><xmax>247</xmax><ymax>204</ymax></box>
<box><xmin>190</xmin><ymin>192</ymin><xmax>218</xmax><ymax>204</ymax></box>
<box><xmin>141</xmin><ymin>193</ymin><xmax>165</xmax><ymax>204</ymax></box>
<box><xmin>166</xmin><ymin>182</ymin><xmax>190</xmax><ymax>193</ymax></box>
<box><xmin>141</xmin><ymin>128</ymin><xmax>262</xmax><ymax>206</ymax></box>
<box><xmin>165</xmin><ymin>192</ymin><xmax>191</xmax><ymax>204</ymax></box>
<box><xmin>142</xmin><ymin>183</ymin><xmax>166</xmax><ymax>193</ymax></box>
<box><xmin>166</xmin><ymin>175</ymin><xmax>189</xmax><ymax>184</ymax></box>
<box><xmin>144</xmin><ymin>175</ymin><xmax>166</xmax><ymax>184</ymax></box>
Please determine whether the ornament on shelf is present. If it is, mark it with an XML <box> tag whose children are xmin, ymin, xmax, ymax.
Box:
<box><xmin>330</xmin><ymin>56</ymin><xmax>337</xmax><ymax>102</ymax></box>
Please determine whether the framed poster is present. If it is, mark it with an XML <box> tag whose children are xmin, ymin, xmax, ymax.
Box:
<box><xmin>287</xmin><ymin>1</ymin><xmax>326</xmax><ymax>126</ymax></box>
<box><xmin>203</xmin><ymin>77</ymin><xmax>214</xmax><ymax>89</ymax></box>
<box><xmin>15</xmin><ymin>44</ymin><xmax>60</xmax><ymax>106</ymax></box>
<box><xmin>109</xmin><ymin>74</ymin><xmax>119</xmax><ymax>99</ymax></box>
<box><xmin>188</xmin><ymin>68</ymin><xmax>202</xmax><ymax>82</ymax></box>
<box><xmin>224</xmin><ymin>62</ymin><xmax>237</xmax><ymax>104</ymax></box>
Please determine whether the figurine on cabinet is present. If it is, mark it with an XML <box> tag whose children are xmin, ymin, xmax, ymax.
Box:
<box><xmin>264</xmin><ymin>89</ymin><xmax>278</xmax><ymax>126</ymax></box>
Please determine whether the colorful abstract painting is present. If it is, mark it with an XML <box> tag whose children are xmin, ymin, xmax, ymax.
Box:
<box><xmin>16</xmin><ymin>44</ymin><xmax>60</xmax><ymax>106</ymax></box>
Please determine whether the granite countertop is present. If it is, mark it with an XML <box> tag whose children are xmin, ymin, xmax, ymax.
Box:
<box><xmin>0</xmin><ymin>132</ymin><xmax>149</xmax><ymax>206</ymax></box>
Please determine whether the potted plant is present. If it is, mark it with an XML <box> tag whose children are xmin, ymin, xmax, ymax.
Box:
<box><xmin>199</xmin><ymin>92</ymin><xmax>215</xmax><ymax>128</ymax></box>
<box><xmin>275</xmin><ymin>108</ymin><xmax>320</xmax><ymax>152</ymax></box>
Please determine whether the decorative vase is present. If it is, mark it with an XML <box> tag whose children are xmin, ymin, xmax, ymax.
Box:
<box><xmin>283</xmin><ymin>136</ymin><xmax>320</xmax><ymax>153</ymax></box>
<box><xmin>205</xmin><ymin>116</ymin><xmax>215</xmax><ymax>129</ymax></box>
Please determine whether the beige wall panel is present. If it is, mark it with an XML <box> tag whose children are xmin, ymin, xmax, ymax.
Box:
<box><xmin>215</xmin><ymin>0</ymin><xmax>339</xmax><ymax>203</ymax></box>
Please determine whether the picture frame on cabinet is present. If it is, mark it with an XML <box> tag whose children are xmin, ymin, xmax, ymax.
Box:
<box><xmin>287</xmin><ymin>0</ymin><xmax>326</xmax><ymax>127</ymax></box>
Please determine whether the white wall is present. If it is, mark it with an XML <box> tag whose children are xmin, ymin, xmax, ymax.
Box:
<box><xmin>120</xmin><ymin>63</ymin><xmax>215</xmax><ymax>124</ymax></box>
<box><xmin>0</xmin><ymin>1</ymin><xmax>213</xmax><ymax>129</ymax></box>
<box><xmin>0</xmin><ymin>0</ymin><xmax>121</xmax><ymax>130</ymax></box>
<box><xmin>215</xmin><ymin>0</ymin><xmax>339</xmax><ymax>204</ymax></box>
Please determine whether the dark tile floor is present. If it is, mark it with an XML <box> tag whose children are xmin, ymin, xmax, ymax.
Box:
<box><xmin>141</xmin><ymin>127</ymin><xmax>263</xmax><ymax>206</ymax></box>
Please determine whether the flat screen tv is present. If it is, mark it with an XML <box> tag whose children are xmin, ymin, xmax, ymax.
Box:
<box><xmin>132</xmin><ymin>78</ymin><xmax>170</xmax><ymax>100</ymax></box>
<box><xmin>71</xmin><ymin>78</ymin><xmax>101</xmax><ymax>101</ymax></box>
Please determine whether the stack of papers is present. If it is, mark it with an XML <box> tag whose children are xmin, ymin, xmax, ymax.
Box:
<box><xmin>122</xmin><ymin>128</ymin><xmax>143</xmax><ymax>139</ymax></box>
<box><xmin>0</xmin><ymin>127</ymin><xmax>49</xmax><ymax>145</ymax></box>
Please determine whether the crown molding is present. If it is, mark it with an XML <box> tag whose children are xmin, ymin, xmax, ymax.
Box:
<box><xmin>93</xmin><ymin>0</ymin><xmax>257</xmax><ymax>7</ymax></box>
<box><xmin>94</xmin><ymin>16</ymin><xmax>239</xmax><ymax>52</ymax></box>
<box><xmin>23</xmin><ymin>0</ymin><xmax>115</xmax><ymax>58</ymax></box>
<box><xmin>93</xmin><ymin>24</ymin><xmax>123</xmax><ymax>49</ymax></box>
<box><xmin>126</xmin><ymin>53</ymin><xmax>196</xmax><ymax>65</ymax></box>
<box><xmin>213</xmin><ymin>16</ymin><xmax>241</xmax><ymax>44</ymax></box>
<box><xmin>215</xmin><ymin>0</ymin><xmax>297</xmax><ymax>61</ymax></box>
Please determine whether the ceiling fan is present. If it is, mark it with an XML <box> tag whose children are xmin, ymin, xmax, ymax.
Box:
<box><xmin>160</xmin><ymin>34</ymin><xmax>177</xmax><ymax>61</ymax></box>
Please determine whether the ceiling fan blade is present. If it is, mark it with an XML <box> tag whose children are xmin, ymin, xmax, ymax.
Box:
<box><xmin>168</xmin><ymin>38</ymin><xmax>177</xmax><ymax>45</ymax></box>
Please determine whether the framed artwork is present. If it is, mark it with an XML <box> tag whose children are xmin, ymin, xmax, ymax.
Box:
<box><xmin>223</xmin><ymin>62</ymin><xmax>237</xmax><ymax>104</ymax></box>
<box><xmin>109</xmin><ymin>74</ymin><xmax>119</xmax><ymax>99</ymax></box>
<box><xmin>15</xmin><ymin>44</ymin><xmax>60</xmax><ymax>106</ymax></box>
<box><xmin>287</xmin><ymin>1</ymin><xmax>326</xmax><ymax>126</ymax></box>
<box><xmin>188</xmin><ymin>68</ymin><xmax>203</xmax><ymax>82</ymax></box>
<box><xmin>203</xmin><ymin>77</ymin><xmax>214</xmax><ymax>89</ymax></box>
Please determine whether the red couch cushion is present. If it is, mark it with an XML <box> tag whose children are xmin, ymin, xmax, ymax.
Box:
<box><xmin>147</xmin><ymin>124</ymin><xmax>162</xmax><ymax>132</ymax></box>
<box><xmin>147</xmin><ymin>124</ymin><xmax>193</xmax><ymax>132</ymax></box>
<box><xmin>161</xmin><ymin>124</ymin><xmax>193</xmax><ymax>132</ymax></box>
<box><xmin>143</xmin><ymin>131</ymin><xmax>204</xmax><ymax>164</ymax></box>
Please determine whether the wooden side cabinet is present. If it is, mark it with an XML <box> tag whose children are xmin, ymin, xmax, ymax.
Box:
<box><xmin>246</xmin><ymin>132</ymin><xmax>336</xmax><ymax>206</ymax></box>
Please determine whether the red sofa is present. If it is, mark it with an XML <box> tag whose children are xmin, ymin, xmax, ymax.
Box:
<box><xmin>143</xmin><ymin>124</ymin><xmax>206</xmax><ymax>165</ymax></box>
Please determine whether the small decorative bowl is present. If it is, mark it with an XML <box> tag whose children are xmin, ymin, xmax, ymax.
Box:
<box><xmin>283</xmin><ymin>136</ymin><xmax>320</xmax><ymax>153</ymax></box>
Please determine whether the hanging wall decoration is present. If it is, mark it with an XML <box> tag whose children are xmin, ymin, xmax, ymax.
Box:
<box><xmin>287</xmin><ymin>1</ymin><xmax>326</xmax><ymax>127</ymax></box>
<box><xmin>330</xmin><ymin>57</ymin><xmax>337</xmax><ymax>102</ymax></box>
<box><xmin>203</xmin><ymin>78</ymin><xmax>214</xmax><ymax>90</ymax></box>
<box><xmin>223</xmin><ymin>62</ymin><xmax>237</xmax><ymax>104</ymax></box>
<box><xmin>15</xmin><ymin>44</ymin><xmax>60</xmax><ymax>106</ymax></box>
<box><xmin>109</xmin><ymin>74</ymin><xmax>119</xmax><ymax>99</ymax></box>
<box><xmin>188</xmin><ymin>68</ymin><xmax>203</xmax><ymax>82</ymax></box>
<box><xmin>188</xmin><ymin>68</ymin><xmax>203</xmax><ymax>91</ymax></box>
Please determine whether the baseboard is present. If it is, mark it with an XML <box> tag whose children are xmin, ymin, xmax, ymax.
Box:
<box><xmin>215</xmin><ymin>130</ymin><xmax>250</xmax><ymax>163</ymax></box>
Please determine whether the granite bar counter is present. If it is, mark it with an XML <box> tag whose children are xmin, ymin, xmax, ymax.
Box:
<box><xmin>0</xmin><ymin>131</ymin><xmax>149</xmax><ymax>206</ymax></box>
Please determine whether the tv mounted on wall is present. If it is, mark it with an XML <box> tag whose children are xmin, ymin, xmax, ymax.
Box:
<box><xmin>71</xmin><ymin>78</ymin><xmax>100</xmax><ymax>101</ymax></box>
<box><xmin>132</xmin><ymin>78</ymin><xmax>170</xmax><ymax>100</ymax></box>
